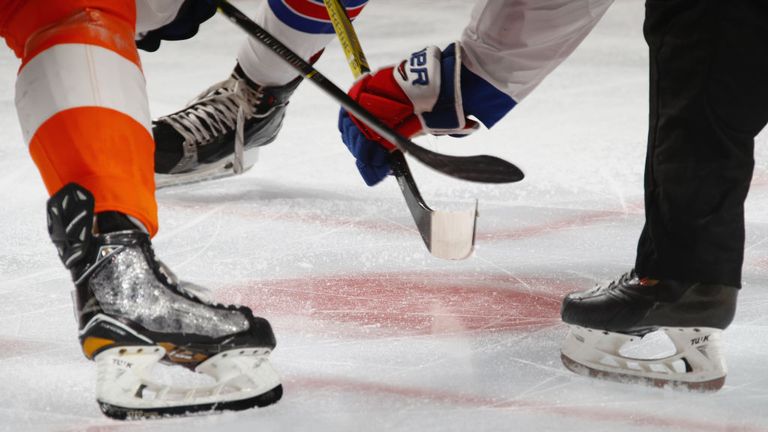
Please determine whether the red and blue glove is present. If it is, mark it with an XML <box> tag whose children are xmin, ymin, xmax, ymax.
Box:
<box><xmin>339</xmin><ymin>43</ymin><xmax>480</xmax><ymax>186</ymax></box>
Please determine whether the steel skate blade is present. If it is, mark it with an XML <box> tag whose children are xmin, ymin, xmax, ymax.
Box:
<box><xmin>560</xmin><ymin>353</ymin><xmax>726</xmax><ymax>392</ymax></box>
<box><xmin>95</xmin><ymin>346</ymin><xmax>282</xmax><ymax>420</ymax></box>
<box><xmin>98</xmin><ymin>384</ymin><xmax>282</xmax><ymax>420</ymax></box>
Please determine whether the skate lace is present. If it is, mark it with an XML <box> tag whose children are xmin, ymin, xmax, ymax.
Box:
<box><xmin>127</xmin><ymin>234</ymin><xmax>228</xmax><ymax>311</ymax></box>
<box><xmin>163</xmin><ymin>75</ymin><xmax>265</xmax><ymax>174</ymax></box>
<box><xmin>155</xmin><ymin>259</ymin><xmax>214</xmax><ymax>302</ymax></box>
<box><xmin>152</xmin><ymin>256</ymin><xmax>235</xmax><ymax>311</ymax></box>
<box><xmin>592</xmin><ymin>270</ymin><xmax>637</xmax><ymax>294</ymax></box>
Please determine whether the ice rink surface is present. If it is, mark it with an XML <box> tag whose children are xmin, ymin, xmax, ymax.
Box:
<box><xmin>1</xmin><ymin>1</ymin><xmax>768</xmax><ymax>431</ymax></box>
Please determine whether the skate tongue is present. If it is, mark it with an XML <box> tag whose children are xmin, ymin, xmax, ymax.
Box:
<box><xmin>233</xmin><ymin>63</ymin><xmax>261</xmax><ymax>90</ymax></box>
<box><xmin>178</xmin><ymin>280</ymin><xmax>215</xmax><ymax>303</ymax></box>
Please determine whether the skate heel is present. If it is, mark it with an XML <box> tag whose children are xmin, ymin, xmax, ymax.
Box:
<box><xmin>561</xmin><ymin>325</ymin><xmax>726</xmax><ymax>391</ymax></box>
<box><xmin>661</xmin><ymin>327</ymin><xmax>727</xmax><ymax>388</ymax></box>
<box><xmin>196</xmin><ymin>349</ymin><xmax>281</xmax><ymax>394</ymax></box>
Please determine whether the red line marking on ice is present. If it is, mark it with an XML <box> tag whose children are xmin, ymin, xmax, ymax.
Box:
<box><xmin>217</xmin><ymin>272</ymin><xmax>582</xmax><ymax>336</ymax></box>
<box><xmin>288</xmin><ymin>376</ymin><xmax>768</xmax><ymax>432</ymax></box>
<box><xmin>161</xmin><ymin>166</ymin><xmax>768</xmax><ymax>246</ymax></box>
<box><xmin>161</xmin><ymin>197</ymin><xmax>415</xmax><ymax>234</ymax></box>
<box><xmin>162</xmin><ymin>198</ymin><xmax>642</xmax><ymax>245</ymax></box>
<box><xmin>0</xmin><ymin>337</ymin><xmax>46</xmax><ymax>360</ymax></box>
<box><xmin>477</xmin><ymin>208</ymin><xmax>634</xmax><ymax>242</ymax></box>
<box><xmin>166</xmin><ymin>201</ymin><xmax>629</xmax><ymax>241</ymax></box>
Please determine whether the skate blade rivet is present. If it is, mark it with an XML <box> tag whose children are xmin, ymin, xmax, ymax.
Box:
<box><xmin>694</xmin><ymin>328</ymin><xmax>700</xmax><ymax>332</ymax></box>
<box><xmin>239</xmin><ymin>350</ymin><xmax>245</xmax><ymax>355</ymax></box>
<box><xmin>222</xmin><ymin>353</ymin><xmax>228</xmax><ymax>358</ymax></box>
<box><xmin>602</xmin><ymin>331</ymin><xmax>609</xmax><ymax>335</ymax></box>
<box><xmin>119</xmin><ymin>348</ymin><xmax>127</xmax><ymax>355</ymax></box>
<box><xmin>137</xmin><ymin>348</ymin><xmax>143</xmax><ymax>353</ymax></box>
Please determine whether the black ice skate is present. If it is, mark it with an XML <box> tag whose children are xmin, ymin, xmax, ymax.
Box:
<box><xmin>153</xmin><ymin>64</ymin><xmax>302</xmax><ymax>187</ymax></box>
<box><xmin>47</xmin><ymin>183</ymin><xmax>282</xmax><ymax>419</ymax></box>
<box><xmin>560</xmin><ymin>270</ymin><xmax>738</xmax><ymax>391</ymax></box>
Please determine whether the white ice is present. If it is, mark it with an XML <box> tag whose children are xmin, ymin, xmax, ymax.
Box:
<box><xmin>1</xmin><ymin>1</ymin><xmax>768</xmax><ymax>431</ymax></box>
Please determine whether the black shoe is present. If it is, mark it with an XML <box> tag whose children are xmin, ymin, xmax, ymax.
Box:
<box><xmin>153</xmin><ymin>64</ymin><xmax>302</xmax><ymax>187</ymax></box>
<box><xmin>47</xmin><ymin>183</ymin><xmax>282</xmax><ymax>418</ymax></box>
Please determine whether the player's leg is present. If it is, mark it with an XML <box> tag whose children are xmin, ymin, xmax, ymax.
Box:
<box><xmin>560</xmin><ymin>0</ymin><xmax>768</xmax><ymax>390</ymax></box>
<box><xmin>9</xmin><ymin>0</ymin><xmax>157</xmax><ymax>232</ymax></box>
<box><xmin>152</xmin><ymin>0</ymin><xmax>369</xmax><ymax>187</ymax></box>
<box><xmin>3</xmin><ymin>0</ymin><xmax>281</xmax><ymax>417</ymax></box>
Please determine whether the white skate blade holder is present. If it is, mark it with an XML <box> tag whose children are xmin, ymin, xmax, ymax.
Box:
<box><xmin>561</xmin><ymin>325</ymin><xmax>727</xmax><ymax>391</ymax></box>
<box><xmin>94</xmin><ymin>345</ymin><xmax>281</xmax><ymax>418</ymax></box>
<box><xmin>155</xmin><ymin>147</ymin><xmax>260</xmax><ymax>189</ymax></box>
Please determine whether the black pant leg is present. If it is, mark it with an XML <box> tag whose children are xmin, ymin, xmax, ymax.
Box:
<box><xmin>635</xmin><ymin>0</ymin><xmax>768</xmax><ymax>287</ymax></box>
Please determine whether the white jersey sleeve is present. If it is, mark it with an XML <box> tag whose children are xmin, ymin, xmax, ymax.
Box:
<box><xmin>135</xmin><ymin>0</ymin><xmax>186</xmax><ymax>34</ymax></box>
<box><xmin>459</xmin><ymin>0</ymin><xmax>614</xmax><ymax>126</ymax></box>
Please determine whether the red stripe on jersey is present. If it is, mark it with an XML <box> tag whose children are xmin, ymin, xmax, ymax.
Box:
<box><xmin>283</xmin><ymin>0</ymin><xmax>363</xmax><ymax>21</ymax></box>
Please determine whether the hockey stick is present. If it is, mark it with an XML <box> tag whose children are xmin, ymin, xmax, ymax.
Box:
<box><xmin>323</xmin><ymin>0</ymin><xmax>477</xmax><ymax>260</ymax></box>
<box><xmin>216</xmin><ymin>0</ymin><xmax>524</xmax><ymax>184</ymax></box>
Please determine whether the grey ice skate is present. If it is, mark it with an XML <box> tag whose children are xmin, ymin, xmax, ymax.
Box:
<box><xmin>47</xmin><ymin>183</ymin><xmax>282</xmax><ymax>419</ymax></box>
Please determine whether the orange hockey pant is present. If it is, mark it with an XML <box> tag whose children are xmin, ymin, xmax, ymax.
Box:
<box><xmin>1</xmin><ymin>0</ymin><xmax>158</xmax><ymax>235</ymax></box>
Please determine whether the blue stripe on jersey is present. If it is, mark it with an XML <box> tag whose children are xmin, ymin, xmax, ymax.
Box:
<box><xmin>438</xmin><ymin>43</ymin><xmax>516</xmax><ymax>129</ymax></box>
<box><xmin>461</xmin><ymin>65</ymin><xmax>517</xmax><ymax>129</ymax></box>
<box><xmin>421</xmin><ymin>45</ymin><xmax>461</xmax><ymax>130</ymax></box>
<box><xmin>419</xmin><ymin>44</ymin><xmax>517</xmax><ymax>131</ymax></box>
<box><xmin>268</xmin><ymin>0</ymin><xmax>369</xmax><ymax>34</ymax></box>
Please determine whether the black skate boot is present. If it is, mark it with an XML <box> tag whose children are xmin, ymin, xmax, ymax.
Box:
<box><xmin>560</xmin><ymin>270</ymin><xmax>737</xmax><ymax>391</ymax></box>
<box><xmin>153</xmin><ymin>64</ymin><xmax>303</xmax><ymax>187</ymax></box>
<box><xmin>48</xmin><ymin>183</ymin><xmax>282</xmax><ymax>419</ymax></box>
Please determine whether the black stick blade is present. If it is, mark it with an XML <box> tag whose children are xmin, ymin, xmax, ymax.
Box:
<box><xmin>406</xmin><ymin>144</ymin><xmax>524</xmax><ymax>183</ymax></box>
